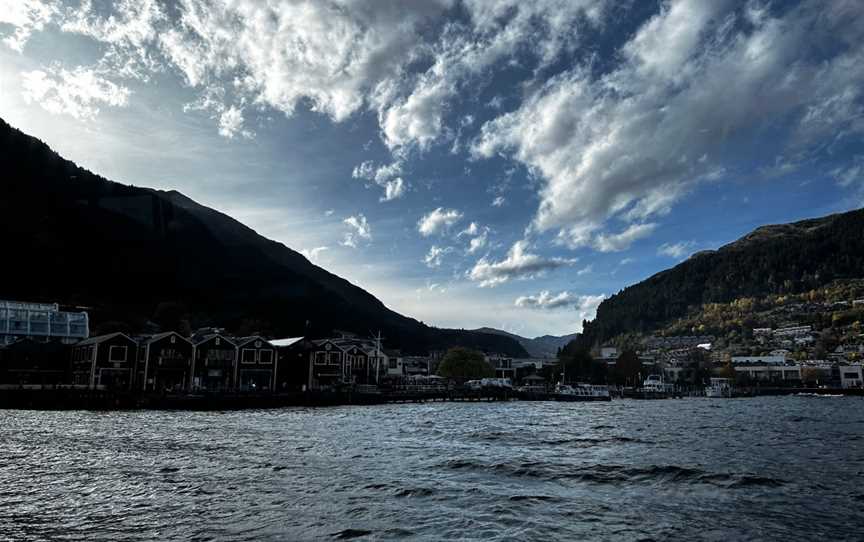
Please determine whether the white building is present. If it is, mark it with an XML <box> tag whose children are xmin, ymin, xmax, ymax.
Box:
<box><xmin>0</xmin><ymin>300</ymin><xmax>89</xmax><ymax>345</ymax></box>
<box><xmin>773</xmin><ymin>325</ymin><xmax>812</xmax><ymax>338</ymax></box>
<box><xmin>734</xmin><ymin>365</ymin><xmax>802</xmax><ymax>382</ymax></box>
<box><xmin>599</xmin><ymin>346</ymin><xmax>618</xmax><ymax>359</ymax></box>
<box><xmin>732</xmin><ymin>355</ymin><xmax>786</xmax><ymax>365</ymax></box>
<box><xmin>838</xmin><ymin>365</ymin><xmax>863</xmax><ymax>388</ymax></box>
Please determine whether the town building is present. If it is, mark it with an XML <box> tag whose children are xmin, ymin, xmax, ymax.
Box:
<box><xmin>234</xmin><ymin>336</ymin><xmax>278</xmax><ymax>390</ymax></box>
<box><xmin>733</xmin><ymin>365</ymin><xmax>802</xmax><ymax>382</ymax></box>
<box><xmin>140</xmin><ymin>332</ymin><xmax>194</xmax><ymax>392</ymax></box>
<box><xmin>191</xmin><ymin>332</ymin><xmax>236</xmax><ymax>391</ymax></box>
<box><xmin>731</xmin><ymin>355</ymin><xmax>786</xmax><ymax>365</ymax></box>
<box><xmin>0</xmin><ymin>300</ymin><xmax>89</xmax><ymax>345</ymax></box>
<box><xmin>838</xmin><ymin>365</ymin><xmax>863</xmax><ymax>388</ymax></box>
<box><xmin>0</xmin><ymin>339</ymin><xmax>70</xmax><ymax>386</ymax></box>
<box><xmin>70</xmin><ymin>332</ymin><xmax>138</xmax><ymax>389</ymax></box>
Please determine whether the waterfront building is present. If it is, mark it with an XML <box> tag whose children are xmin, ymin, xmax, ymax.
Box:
<box><xmin>0</xmin><ymin>300</ymin><xmax>89</xmax><ymax>346</ymax></box>
<box><xmin>271</xmin><ymin>337</ymin><xmax>312</xmax><ymax>391</ymax></box>
<box><xmin>191</xmin><ymin>333</ymin><xmax>237</xmax><ymax>391</ymax></box>
<box><xmin>309</xmin><ymin>339</ymin><xmax>347</xmax><ymax>388</ymax></box>
<box><xmin>0</xmin><ymin>339</ymin><xmax>70</xmax><ymax>386</ymax></box>
<box><xmin>733</xmin><ymin>365</ymin><xmax>802</xmax><ymax>382</ymax></box>
<box><xmin>140</xmin><ymin>332</ymin><xmax>194</xmax><ymax>392</ymax></box>
<box><xmin>838</xmin><ymin>365</ymin><xmax>863</xmax><ymax>388</ymax></box>
<box><xmin>234</xmin><ymin>336</ymin><xmax>278</xmax><ymax>390</ymax></box>
<box><xmin>486</xmin><ymin>354</ymin><xmax>515</xmax><ymax>380</ymax></box>
<box><xmin>70</xmin><ymin>332</ymin><xmax>138</xmax><ymax>389</ymax></box>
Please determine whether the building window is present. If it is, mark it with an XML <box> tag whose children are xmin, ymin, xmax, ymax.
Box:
<box><xmin>259</xmin><ymin>350</ymin><xmax>273</xmax><ymax>364</ymax></box>
<box><xmin>215</xmin><ymin>338</ymin><xmax>220</xmax><ymax>346</ymax></box>
<box><xmin>242</xmin><ymin>349</ymin><xmax>256</xmax><ymax>364</ymax></box>
<box><xmin>389</xmin><ymin>359</ymin><xmax>397</xmax><ymax>369</ymax></box>
<box><xmin>171</xmin><ymin>335</ymin><xmax>176</xmax><ymax>344</ymax></box>
<box><xmin>108</xmin><ymin>345</ymin><xmax>127</xmax><ymax>362</ymax></box>
<box><xmin>315</xmin><ymin>352</ymin><xmax>326</xmax><ymax>365</ymax></box>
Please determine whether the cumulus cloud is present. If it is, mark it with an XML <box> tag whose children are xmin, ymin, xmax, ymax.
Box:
<box><xmin>21</xmin><ymin>66</ymin><xmax>130</xmax><ymax>120</ymax></box>
<box><xmin>592</xmin><ymin>223</ymin><xmax>657</xmax><ymax>253</ymax></box>
<box><xmin>341</xmin><ymin>214</ymin><xmax>372</xmax><ymax>248</ymax></box>
<box><xmin>658</xmin><ymin>240</ymin><xmax>696</xmax><ymax>259</ymax></box>
<box><xmin>423</xmin><ymin>245</ymin><xmax>452</xmax><ymax>268</ymax></box>
<box><xmin>0</xmin><ymin>0</ymin><xmax>59</xmax><ymax>52</ymax></box>
<box><xmin>515</xmin><ymin>291</ymin><xmax>606</xmax><ymax>320</ymax></box>
<box><xmin>468</xmin><ymin>240</ymin><xmax>577</xmax><ymax>287</ymax></box>
<box><xmin>491</xmin><ymin>196</ymin><xmax>506</xmax><ymax>207</ymax></box>
<box><xmin>472</xmin><ymin>0</ymin><xmax>864</xmax><ymax>247</ymax></box>
<box><xmin>352</xmin><ymin>159</ymin><xmax>407</xmax><ymax>201</ymax></box>
<box><xmin>418</xmin><ymin>207</ymin><xmax>463</xmax><ymax>236</ymax></box>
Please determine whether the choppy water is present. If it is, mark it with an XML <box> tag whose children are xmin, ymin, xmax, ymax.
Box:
<box><xmin>1</xmin><ymin>397</ymin><xmax>863</xmax><ymax>541</ymax></box>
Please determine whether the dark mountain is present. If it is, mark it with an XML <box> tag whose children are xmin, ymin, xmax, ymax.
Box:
<box><xmin>473</xmin><ymin>327</ymin><xmax>578</xmax><ymax>358</ymax></box>
<box><xmin>574</xmin><ymin>208</ymin><xmax>864</xmax><ymax>348</ymax></box>
<box><xmin>0</xmin><ymin>117</ymin><xmax>528</xmax><ymax>356</ymax></box>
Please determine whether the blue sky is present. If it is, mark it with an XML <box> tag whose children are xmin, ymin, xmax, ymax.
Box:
<box><xmin>1</xmin><ymin>0</ymin><xmax>863</xmax><ymax>337</ymax></box>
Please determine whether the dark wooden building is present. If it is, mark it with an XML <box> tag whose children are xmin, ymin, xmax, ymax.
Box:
<box><xmin>140</xmin><ymin>332</ymin><xmax>194</xmax><ymax>392</ymax></box>
<box><xmin>70</xmin><ymin>332</ymin><xmax>138</xmax><ymax>389</ymax></box>
<box><xmin>309</xmin><ymin>339</ymin><xmax>347</xmax><ymax>389</ymax></box>
<box><xmin>234</xmin><ymin>336</ymin><xmax>277</xmax><ymax>391</ymax></box>
<box><xmin>0</xmin><ymin>339</ymin><xmax>71</xmax><ymax>386</ymax></box>
<box><xmin>191</xmin><ymin>333</ymin><xmax>236</xmax><ymax>391</ymax></box>
<box><xmin>272</xmin><ymin>337</ymin><xmax>313</xmax><ymax>391</ymax></box>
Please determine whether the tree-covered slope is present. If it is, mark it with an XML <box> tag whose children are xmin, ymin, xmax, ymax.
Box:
<box><xmin>577</xmin><ymin>208</ymin><xmax>864</xmax><ymax>347</ymax></box>
<box><xmin>0</xmin><ymin>117</ymin><xmax>527</xmax><ymax>356</ymax></box>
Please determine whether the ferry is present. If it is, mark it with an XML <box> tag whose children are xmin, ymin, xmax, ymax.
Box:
<box><xmin>640</xmin><ymin>374</ymin><xmax>675</xmax><ymax>394</ymax></box>
<box><xmin>554</xmin><ymin>383</ymin><xmax>611</xmax><ymax>402</ymax></box>
<box><xmin>705</xmin><ymin>378</ymin><xmax>733</xmax><ymax>398</ymax></box>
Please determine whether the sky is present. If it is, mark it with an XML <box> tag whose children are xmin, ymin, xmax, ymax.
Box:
<box><xmin>1</xmin><ymin>0</ymin><xmax>863</xmax><ymax>338</ymax></box>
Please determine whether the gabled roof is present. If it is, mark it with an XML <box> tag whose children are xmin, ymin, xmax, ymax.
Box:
<box><xmin>234</xmin><ymin>335</ymin><xmax>273</xmax><ymax>348</ymax></box>
<box><xmin>75</xmin><ymin>332</ymin><xmax>135</xmax><ymax>346</ymax></box>
<box><xmin>191</xmin><ymin>333</ymin><xmax>235</xmax><ymax>347</ymax></box>
<box><xmin>141</xmin><ymin>331</ymin><xmax>193</xmax><ymax>345</ymax></box>
<box><xmin>269</xmin><ymin>337</ymin><xmax>304</xmax><ymax>348</ymax></box>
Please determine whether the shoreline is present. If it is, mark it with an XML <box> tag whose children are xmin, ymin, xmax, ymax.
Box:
<box><xmin>0</xmin><ymin>386</ymin><xmax>861</xmax><ymax>411</ymax></box>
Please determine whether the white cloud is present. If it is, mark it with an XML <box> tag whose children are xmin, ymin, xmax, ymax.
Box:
<box><xmin>353</xmin><ymin>159</ymin><xmax>407</xmax><ymax>201</ymax></box>
<box><xmin>592</xmin><ymin>223</ymin><xmax>657</xmax><ymax>253</ymax></box>
<box><xmin>423</xmin><ymin>245</ymin><xmax>452</xmax><ymax>268</ymax></box>
<box><xmin>515</xmin><ymin>291</ymin><xmax>606</xmax><ymax>320</ymax></box>
<box><xmin>0</xmin><ymin>0</ymin><xmax>59</xmax><ymax>52</ymax></box>
<box><xmin>658</xmin><ymin>240</ymin><xmax>696</xmax><ymax>259</ymax></box>
<box><xmin>491</xmin><ymin>196</ymin><xmax>506</xmax><ymax>207</ymax></box>
<box><xmin>468</xmin><ymin>240</ymin><xmax>577</xmax><ymax>287</ymax></box>
<box><xmin>341</xmin><ymin>214</ymin><xmax>372</xmax><ymax>248</ymax></box>
<box><xmin>21</xmin><ymin>66</ymin><xmax>130</xmax><ymax>120</ymax></box>
<box><xmin>472</xmin><ymin>0</ymin><xmax>864</xmax><ymax>248</ymax></box>
<box><xmin>380</xmin><ymin>177</ymin><xmax>406</xmax><ymax>202</ymax></box>
<box><xmin>218</xmin><ymin>106</ymin><xmax>252</xmax><ymax>139</ymax></box>
<box><xmin>418</xmin><ymin>207</ymin><xmax>463</xmax><ymax>236</ymax></box>
<box><xmin>576</xmin><ymin>264</ymin><xmax>593</xmax><ymax>276</ymax></box>
<box><xmin>300</xmin><ymin>246</ymin><xmax>329</xmax><ymax>263</ymax></box>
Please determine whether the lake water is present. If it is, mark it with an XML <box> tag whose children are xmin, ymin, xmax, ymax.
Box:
<box><xmin>1</xmin><ymin>397</ymin><xmax>863</xmax><ymax>541</ymax></box>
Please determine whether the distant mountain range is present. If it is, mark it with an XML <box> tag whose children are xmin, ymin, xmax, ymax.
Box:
<box><xmin>0</xmin><ymin>117</ymin><xmax>528</xmax><ymax>357</ymax></box>
<box><xmin>472</xmin><ymin>328</ymin><xmax>579</xmax><ymax>358</ymax></box>
<box><xmin>575</xmin><ymin>207</ymin><xmax>864</xmax><ymax>349</ymax></box>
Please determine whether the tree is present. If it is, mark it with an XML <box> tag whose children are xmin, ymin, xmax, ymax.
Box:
<box><xmin>614</xmin><ymin>349</ymin><xmax>642</xmax><ymax>386</ymax></box>
<box><xmin>437</xmin><ymin>347</ymin><xmax>494</xmax><ymax>381</ymax></box>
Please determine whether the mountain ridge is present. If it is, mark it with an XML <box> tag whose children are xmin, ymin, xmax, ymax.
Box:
<box><xmin>0</xmin><ymin>117</ymin><xmax>528</xmax><ymax>357</ymax></box>
<box><xmin>574</xmin><ymin>206</ymin><xmax>864</xmax><ymax>349</ymax></box>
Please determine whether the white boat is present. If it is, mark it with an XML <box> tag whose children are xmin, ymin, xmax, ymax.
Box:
<box><xmin>705</xmin><ymin>378</ymin><xmax>733</xmax><ymax>398</ymax></box>
<box><xmin>554</xmin><ymin>383</ymin><xmax>611</xmax><ymax>402</ymax></box>
<box><xmin>640</xmin><ymin>374</ymin><xmax>675</xmax><ymax>394</ymax></box>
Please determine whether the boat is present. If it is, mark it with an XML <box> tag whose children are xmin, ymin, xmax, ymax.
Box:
<box><xmin>554</xmin><ymin>383</ymin><xmax>611</xmax><ymax>402</ymax></box>
<box><xmin>705</xmin><ymin>377</ymin><xmax>733</xmax><ymax>398</ymax></box>
<box><xmin>640</xmin><ymin>374</ymin><xmax>675</xmax><ymax>394</ymax></box>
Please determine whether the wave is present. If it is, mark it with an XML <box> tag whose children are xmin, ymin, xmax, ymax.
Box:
<box><xmin>438</xmin><ymin>459</ymin><xmax>785</xmax><ymax>488</ymax></box>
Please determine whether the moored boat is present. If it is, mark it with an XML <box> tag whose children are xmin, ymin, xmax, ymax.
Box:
<box><xmin>554</xmin><ymin>383</ymin><xmax>611</xmax><ymax>402</ymax></box>
<box><xmin>705</xmin><ymin>377</ymin><xmax>733</xmax><ymax>398</ymax></box>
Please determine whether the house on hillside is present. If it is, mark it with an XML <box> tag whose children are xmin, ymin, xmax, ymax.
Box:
<box><xmin>234</xmin><ymin>336</ymin><xmax>277</xmax><ymax>390</ymax></box>
<box><xmin>191</xmin><ymin>332</ymin><xmax>237</xmax><ymax>391</ymax></box>
<box><xmin>70</xmin><ymin>332</ymin><xmax>138</xmax><ymax>389</ymax></box>
<box><xmin>140</xmin><ymin>332</ymin><xmax>194</xmax><ymax>392</ymax></box>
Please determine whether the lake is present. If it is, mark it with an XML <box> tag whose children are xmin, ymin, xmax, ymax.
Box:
<box><xmin>1</xmin><ymin>397</ymin><xmax>862</xmax><ymax>541</ymax></box>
